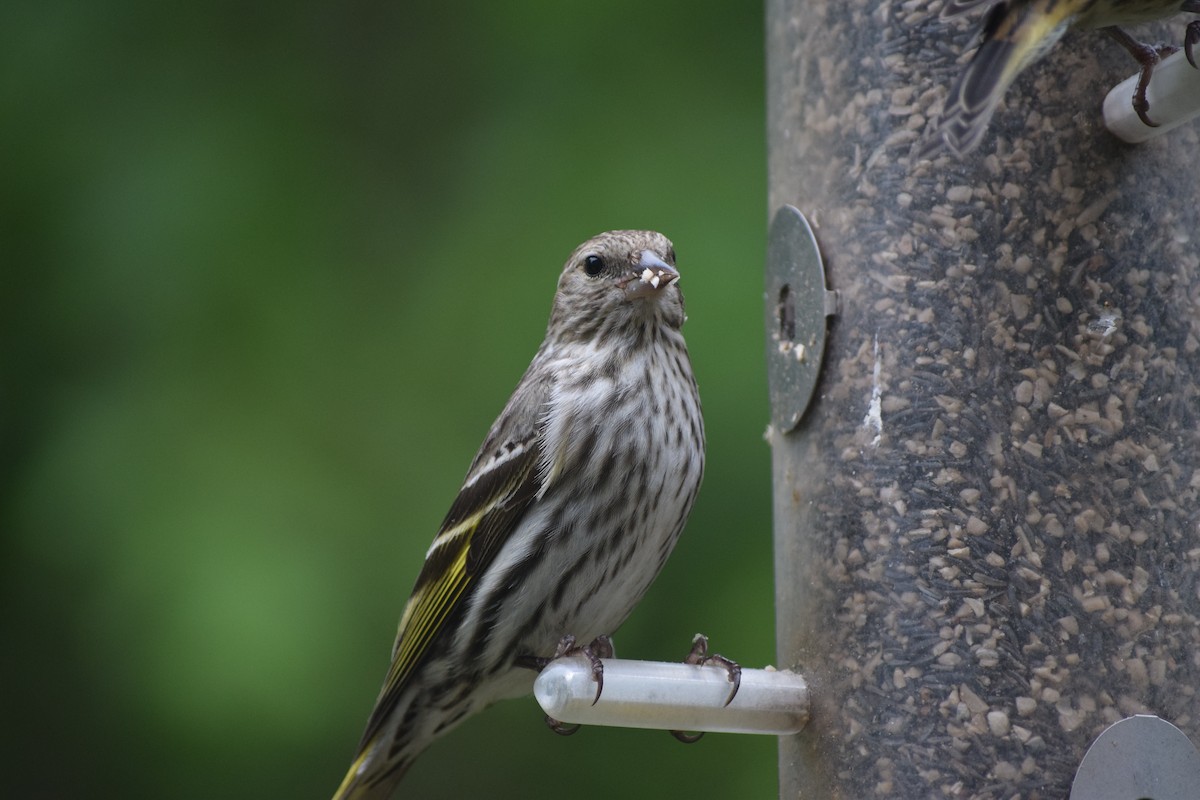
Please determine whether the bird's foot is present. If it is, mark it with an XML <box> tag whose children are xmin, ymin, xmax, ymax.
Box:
<box><xmin>1106</xmin><ymin>27</ymin><xmax>1176</xmax><ymax>126</ymax></box>
<box><xmin>669</xmin><ymin>633</ymin><xmax>743</xmax><ymax>744</ymax></box>
<box><xmin>529</xmin><ymin>634</ymin><xmax>614</xmax><ymax>736</ymax></box>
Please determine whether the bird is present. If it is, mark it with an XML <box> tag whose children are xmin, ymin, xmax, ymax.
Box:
<box><xmin>926</xmin><ymin>0</ymin><xmax>1200</xmax><ymax>155</ymax></box>
<box><xmin>332</xmin><ymin>230</ymin><xmax>708</xmax><ymax>800</ymax></box>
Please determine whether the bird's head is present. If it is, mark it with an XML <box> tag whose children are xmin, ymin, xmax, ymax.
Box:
<box><xmin>550</xmin><ymin>230</ymin><xmax>686</xmax><ymax>342</ymax></box>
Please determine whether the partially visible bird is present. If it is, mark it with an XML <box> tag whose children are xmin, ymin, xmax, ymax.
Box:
<box><xmin>331</xmin><ymin>230</ymin><xmax>707</xmax><ymax>800</ymax></box>
<box><xmin>926</xmin><ymin>0</ymin><xmax>1200</xmax><ymax>155</ymax></box>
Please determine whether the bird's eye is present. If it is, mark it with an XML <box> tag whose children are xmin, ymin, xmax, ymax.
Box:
<box><xmin>583</xmin><ymin>254</ymin><xmax>605</xmax><ymax>276</ymax></box>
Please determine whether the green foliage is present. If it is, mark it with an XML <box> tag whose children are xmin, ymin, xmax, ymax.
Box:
<box><xmin>1</xmin><ymin>2</ymin><xmax>770</xmax><ymax>796</ymax></box>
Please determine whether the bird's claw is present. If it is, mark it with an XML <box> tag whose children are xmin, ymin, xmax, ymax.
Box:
<box><xmin>1134</xmin><ymin>95</ymin><xmax>1158</xmax><ymax>128</ymax></box>
<box><xmin>668</xmin><ymin>633</ymin><xmax>743</xmax><ymax>744</ymax></box>
<box><xmin>547</xmin><ymin>634</ymin><xmax>613</xmax><ymax>705</ymax></box>
<box><xmin>544</xmin><ymin>715</ymin><xmax>581</xmax><ymax>736</ymax></box>
<box><xmin>1132</xmin><ymin>45</ymin><xmax>1174</xmax><ymax>127</ymax></box>
<box><xmin>528</xmin><ymin>634</ymin><xmax>615</xmax><ymax>737</ymax></box>
<box><xmin>684</xmin><ymin>633</ymin><xmax>742</xmax><ymax>706</ymax></box>
<box><xmin>1106</xmin><ymin>27</ymin><xmax>1176</xmax><ymax>127</ymax></box>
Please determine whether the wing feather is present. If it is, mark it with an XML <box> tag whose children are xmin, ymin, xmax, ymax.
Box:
<box><xmin>356</xmin><ymin>359</ymin><xmax>554</xmax><ymax>751</ymax></box>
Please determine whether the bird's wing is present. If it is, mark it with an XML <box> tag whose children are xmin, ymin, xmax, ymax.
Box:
<box><xmin>356</xmin><ymin>363</ymin><xmax>551</xmax><ymax>750</ymax></box>
<box><xmin>940</xmin><ymin>0</ymin><xmax>994</xmax><ymax>20</ymax></box>
<box><xmin>926</xmin><ymin>0</ymin><xmax>1073</xmax><ymax>155</ymax></box>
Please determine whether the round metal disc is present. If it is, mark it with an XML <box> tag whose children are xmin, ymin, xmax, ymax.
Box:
<box><xmin>1070</xmin><ymin>715</ymin><xmax>1200</xmax><ymax>800</ymax></box>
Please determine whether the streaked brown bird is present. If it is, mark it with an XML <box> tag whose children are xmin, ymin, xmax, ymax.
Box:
<box><xmin>927</xmin><ymin>0</ymin><xmax>1200</xmax><ymax>155</ymax></box>
<box><xmin>331</xmin><ymin>230</ymin><xmax>707</xmax><ymax>799</ymax></box>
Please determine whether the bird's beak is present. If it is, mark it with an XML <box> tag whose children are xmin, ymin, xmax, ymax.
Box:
<box><xmin>620</xmin><ymin>251</ymin><xmax>679</xmax><ymax>299</ymax></box>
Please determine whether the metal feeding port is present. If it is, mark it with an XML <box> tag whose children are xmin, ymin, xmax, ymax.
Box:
<box><xmin>1070</xmin><ymin>715</ymin><xmax>1200</xmax><ymax>800</ymax></box>
<box><xmin>765</xmin><ymin>204</ymin><xmax>837</xmax><ymax>433</ymax></box>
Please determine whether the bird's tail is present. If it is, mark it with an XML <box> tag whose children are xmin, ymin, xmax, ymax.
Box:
<box><xmin>927</xmin><ymin>0</ymin><xmax>1078</xmax><ymax>155</ymax></box>
<box><xmin>331</xmin><ymin>738</ymin><xmax>416</xmax><ymax>800</ymax></box>
<box><xmin>331</xmin><ymin>670</ymin><xmax>460</xmax><ymax>800</ymax></box>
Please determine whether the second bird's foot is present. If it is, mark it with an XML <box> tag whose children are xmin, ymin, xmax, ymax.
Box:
<box><xmin>1106</xmin><ymin>27</ymin><xmax>1176</xmax><ymax>127</ymax></box>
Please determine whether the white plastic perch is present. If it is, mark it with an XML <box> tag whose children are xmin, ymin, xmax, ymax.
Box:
<box><xmin>533</xmin><ymin>655</ymin><xmax>809</xmax><ymax>735</ymax></box>
<box><xmin>1104</xmin><ymin>48</ymin><xmax>1200</xmax><ymax>143</ymax></box>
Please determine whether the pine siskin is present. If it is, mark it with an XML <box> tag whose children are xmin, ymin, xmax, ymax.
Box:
<box><xmin>332</xmin><ymin>230</ymin><xmax>705</xmax><ymax>800</ymax></box>
<box><xmin>927</xmin><ymin>0</ymin><xmax>1200</xmax><ymax>155</ymax></box>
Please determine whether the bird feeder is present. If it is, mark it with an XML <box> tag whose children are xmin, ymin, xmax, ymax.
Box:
<box><xmin>767</xmin><ymin>0</ymin><xmax>1200</xmax><ymax>795</ymax></box>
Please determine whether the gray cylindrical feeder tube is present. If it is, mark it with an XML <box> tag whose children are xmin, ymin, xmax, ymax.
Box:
<box><xmin>767</xmin><ymin>0</ymin><xmax>1200</xmax><ymax>796</ymax></box>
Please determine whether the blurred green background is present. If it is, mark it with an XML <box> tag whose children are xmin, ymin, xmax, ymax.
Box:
<box><xmin>2</xmin><ymin>2</ymin><xmax>770</xmax><ymax>797</ymax></box>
